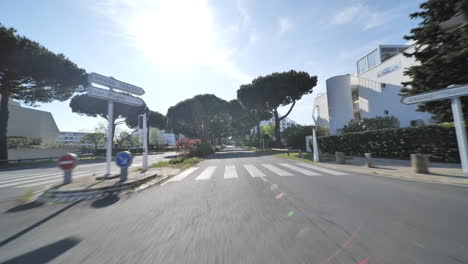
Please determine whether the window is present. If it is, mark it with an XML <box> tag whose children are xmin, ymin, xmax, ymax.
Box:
<box><xmin>380</xmin><ymin>47</ymin><xmax>397</xmax><ymax>52</ymax></box>
<box><xmin>357</xmin><ymin>57</ymin><xmax>367</xmax><ymax>74</ymax></box>
<box><xmin>367</xmin><ymin>49</ymin><xmax>379</xmax><ymax>69</ymax></box>
<box><xmin>381</xmin><ymin>53</ymin><xmax>394</xmax><ymax>62</ymax></box>
<box><xmin>381</xmin><ymin>83</ymin><xmax>386</xmax><ymax>89</ymax></box>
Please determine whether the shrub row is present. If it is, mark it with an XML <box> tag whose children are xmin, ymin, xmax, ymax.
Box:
<box><xmin>318</xmin><ymin>124</ymin><xmax>461</xmax><ymax>162</ymax></box>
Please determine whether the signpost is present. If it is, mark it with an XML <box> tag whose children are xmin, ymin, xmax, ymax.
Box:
<box><xmin>58</xmin><ymin>153</ymin><xmax>78</xmax><ymax>184</ymax></box>
<box><xmin>88</xmin><ymin>73</ymin><xmax>145</xmax><ymax>95</ymax></box>
<box><xmin>115</xmin><ymin>151</ymin><xmax>133</xmax><ymax>181</ymax></box>
<box><xmin>138</xmin><ymin>113</ymin><xmax>149</xmax><ymax>171</ymax></box>
<box><xmin>87</xmin><ymin>73</ymin><xmax>146</xmax><ymax>177</ymax></box>
<box><xmin>87</xmin><ymin>86</ymin><xmax>145</xmax><ymax>106</ymax></box>
<box><xmin>402</xmin><ymin>84</ymin><xmax>468</xmax><ymax>176</ymax></box>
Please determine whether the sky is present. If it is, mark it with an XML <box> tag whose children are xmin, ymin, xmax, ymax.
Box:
<box><xmin>0</xmin><ymin>0</ymin><xmax>424</xmax><ymax>132</ymax></box>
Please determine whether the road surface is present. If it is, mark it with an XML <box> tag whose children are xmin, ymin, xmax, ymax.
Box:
<box><xmin>0</xmin><ymin>147</ymin><xmax>467</xmax><ymax>263</ymax></box>
<box><xmin>0</xmin><ymin>152</ymin><xmax>176</xmax><ymax>201</ymax></box>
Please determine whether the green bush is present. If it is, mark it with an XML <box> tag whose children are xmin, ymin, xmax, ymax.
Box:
<box><xmin>7</xmin><ymin>137</ymin><xmax>42</xmax><ymax>148</ymax></box>
<box><xmin>168</xmin><ymin>157</ymin><xmax>185</xmax><ymax>164</ymax></box>
<box><xmin>191</xmin><ymin>143</ymin><xmax>214</xmax><ymax>157</ymax></box>
<box><xmin>318</xmin><ymin>124</ymin><xmax>460</xmax><ymax>162</ymax></box>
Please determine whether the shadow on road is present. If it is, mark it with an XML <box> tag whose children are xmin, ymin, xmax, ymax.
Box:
<box><xmin>1</xmin><ymin>236</ymin><xmax>81</xmax><ymax>264</ymax></box>
<box><xmin>0</xmin><ymin>200</ymin><xmax>81</xmax><ymax>248</ymax></box>
<box><xmin>91</xmin><ymin>194</ymin><xmax>119</xmax><ymax>208</ymax></box>
<box><xmin>5</xmin><ymin>202</ymin><xmax>43</xmax><ymax>213</ymax></box>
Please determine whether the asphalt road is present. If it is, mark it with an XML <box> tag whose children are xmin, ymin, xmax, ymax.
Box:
<box><xmin>0</xmin><ymin>152</ymin><xmax>176</xmax><ymax>201</ymax></box>
<box><xmin>0</xmin><ymin>146</ymin><xmax>467</xmax><ymax>263</ymax></box>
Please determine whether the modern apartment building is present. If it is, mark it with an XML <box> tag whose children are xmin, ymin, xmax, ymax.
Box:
<box><xmin>315</xmin><ymin>44</ymin><xmax>432</xmax><ymax>134</ymax></box>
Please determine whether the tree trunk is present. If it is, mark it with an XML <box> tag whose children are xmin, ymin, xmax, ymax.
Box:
<box><xmin>256</xmin><ymin>122</ymin><xmax>261</xmax><ymax>147</ymax></box>
<box><xmin>0</xmin><ymin>88</ymin><xmax>11</xmax><ymax>161</ymax></box>
<box><xmin>274</xmin><ymin>109</ymin><xmax>282</xmax><ymax>147</ymax></box>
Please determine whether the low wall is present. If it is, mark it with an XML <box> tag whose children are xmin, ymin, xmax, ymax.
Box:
<box><xmin>8</xmin><ymin>147</ymin><xmax>78</xmax><ymax>160</ymax></box>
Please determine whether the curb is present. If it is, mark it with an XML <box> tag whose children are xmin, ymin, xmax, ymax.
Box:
<box><xmin>274</xmin><ymin>156</ymin><xmax>468</xmax><ymax>187</ymax></box>
<box><xmin>35</xmin><ymin>174</ymin><xmax>160</xmax><ymax>204</ymax></box>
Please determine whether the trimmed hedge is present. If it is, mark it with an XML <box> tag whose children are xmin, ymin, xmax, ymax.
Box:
<box><xmin>318</xmin><ymin>124</ymin><xmax>461</xmax><ymax>162</ymax></box>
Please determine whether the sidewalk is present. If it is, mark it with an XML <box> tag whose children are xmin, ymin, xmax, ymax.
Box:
<box><xmin>314</xmin><ymin>156</ymin><xmax>468</xmax><ymax>185</ymax></box>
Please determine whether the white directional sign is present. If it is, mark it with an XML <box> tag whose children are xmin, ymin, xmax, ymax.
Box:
<box><xmin>88</xmin><ymin>72</ymin><xmax>145</xmax><ymax>95</ymax></box>
<box><xmin>87</xmin><ymin>85</ymin><xmax>145</xmax><ymax>106</ymax></box>
<box><xmin>402</xmin><ymin>84</ymin><xmax>468</xmax><ymax>105</ymax></box>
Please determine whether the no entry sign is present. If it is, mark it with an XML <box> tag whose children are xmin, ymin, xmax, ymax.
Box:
<box><xmin>58</xmin><ymin>153</ymin><xmax>78</xmax><ymax>170</ymax></box>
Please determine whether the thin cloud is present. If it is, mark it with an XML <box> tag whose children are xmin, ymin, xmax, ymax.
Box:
<box><xmin>278</xmin><ymin>17</ymin><xmax>293</xmax><ymax>35</ymax></box>
<box><xmin>331</xmin><ymin>2</ymin><xmax>395</xmax><ymax>31</ymax></box>
<box><xmin>89</xmin><ymin>0</ymin><xmax>251</xmax><ymax>83</ymax></box>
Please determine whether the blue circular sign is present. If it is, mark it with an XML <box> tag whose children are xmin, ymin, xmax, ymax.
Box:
<box><xmin>116</xmin><ymin>151</ymin><xmax>133</xmax><ymax>168</ymax></box>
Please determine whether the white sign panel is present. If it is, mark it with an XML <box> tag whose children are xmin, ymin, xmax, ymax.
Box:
<box><xmin>402</xmin><ymin>85</ymin><xmax>468</xmax><ymax>105</ymax></box>
<box><xmin>87</xmin><ymin>86</ymin><xmax>145</xmax><ymax>106</ymax></box>
<box><xmin>88</xmin><ymin>73</ymin><xmax>145</xmax><ymax>95</ymax></box>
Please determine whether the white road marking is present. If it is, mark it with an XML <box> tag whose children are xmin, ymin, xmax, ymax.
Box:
<box><xmin>0</xmin><ymin>173</ymin><xmax>62</xmax><ymax>185</ymax></box>
<box><xmin>295</xmin><ymin>163</ymin><xmax>347</xmax><ymax>175</ymax></box>
<box><xmin>0</xmin><ymin>175</ymin><xmax>62</xmax><ymax>188</ymax></box>
<box><xmin>0</xmin><ymin>170</ymin><xmax>59</xmax><ymax>179</ymax></box>
<box><xmin>279</xmin><ymin>163</ymin><xmax>321</xmax><ymax>176</ymax></box>
<box><xmin>262</xmin><ymin>164</ymin><xmax>293</xmax><ymax>176</ymax></box>
<box><xmin>15</xmin><ymin>178</ymin><xmax>62</xmax><ymax>188</ymax></box>
<box><xmin>224</xmin><ymin>165</ymin><xmax>238</xmax><ymax>179</ymax></box>
<box><xmin>4</xmin><ymin>171</ymin><xmax>106</xmax><ymax>189</ymax></box>
<box><xmin>0</xmin><ymin>170</ymin><xmax>100</xmax><ymax>183</ymax></box>
<box><xmin>165</xmin><ymin>167</ymin><xmax>199</xmax><ymax>183</ymax></box>
<box><xmin>195</xmin><ymin>166</ymin><xmax>216</xmax><ymax>180</ymax></box>
<box><xmin>243</xmin><ymin>164</ymin><xmax>266</xmax><ymax>177</ymax></box>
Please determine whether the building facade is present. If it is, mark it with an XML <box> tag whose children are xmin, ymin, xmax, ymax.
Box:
<box><xmin>57</xmin><ymin>131</ymin><xmax>94</xmax><ymax>148</ymax></box>
<box><xmin>316</xmin><ymin>44</ymin><xmax>432</xmax><ymax>135</ymax></box>
<box><xmin>5</xmin><ymin>99</ymin><xmax>60</xmax><ymax>143</ymax></box>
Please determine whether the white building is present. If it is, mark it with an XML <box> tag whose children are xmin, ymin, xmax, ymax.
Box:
<box><xmin>134</xmin><ymin>129</ymin><xmax>183</xmax><ymax>147</ymax></box>
<box><xmin>57</xmin><ymin>131</ymin><xmax>94</xmax><ymax>148</ymax></box>
<box><xmin>3</xmin><ymin>98</ymin><xmax>60</xmax><ymax>143</ymax></box>
<box><xmin>252</xmin><ymin>117</ymin><xmax>297</xmax><ymax>135</ymax></box>
<box><xmin>315</xmin><ymin>44</ymin><xmax>432</xmax><ymax>135</ymax></box>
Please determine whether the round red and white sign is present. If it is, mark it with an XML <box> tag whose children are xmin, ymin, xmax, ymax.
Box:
<box><xmin>58</xmin><ymin>153</ymin><xmax>78</xmax><ymax>170</ymax></box>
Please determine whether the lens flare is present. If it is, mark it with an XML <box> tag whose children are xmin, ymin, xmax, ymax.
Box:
<box><xmin>288</xmin><ymin>211</ymin><xmax>294</xmax><ymax>217</ymax></box>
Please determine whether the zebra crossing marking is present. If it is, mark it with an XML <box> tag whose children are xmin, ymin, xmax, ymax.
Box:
<box><xmin>262</xmin><ymin>164</ymin><xmax>293</xmax><ymax>176</ymax></box>
<box><xmin>295</xmin><ymin>163</ymin><xmax>347</xmax><ymax>175</ymax></box>
<box><xmin>224</xmin><ymin>166</ymin><xmax>238</xmax><ymax>179</ymax></box>
<box><xmin>164</xmin><ymin>167</ymin><xmax>199</xmax><ymax>183</ymax></box>
<box><xmin>195</xmin><ymin>166</ymin><xmax>217</xmax><ymax>180</ymax></box>
<box><xmin>279</xmin><ymin>163</ymin><xmax>321</xmax><ymax>176</ymax></box>
<box><xmin>243</xmin><ymin>164</ymin><xmax>266</xmax><ymax>177</ymax></box>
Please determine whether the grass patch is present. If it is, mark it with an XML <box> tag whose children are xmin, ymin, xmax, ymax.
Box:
<box><xmin>149</xmin><ymin>157</ymin><xmax>203</xmax><ymax>170</ymax></box>
<box><xmin>21</xmin><ymin>189</ymin><xmax>36</xmax><ymax>202</ymax></box>
<box><xmin>273</xmin><ymin>152</ymin><xmax>336</xmax><ymax>163</ymax></box>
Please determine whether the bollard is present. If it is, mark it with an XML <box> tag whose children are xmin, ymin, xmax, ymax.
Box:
<box><xmin>364</xmin><ymin>153</ymin><xmax>373</xmax><ymax>168</ymax></box>
<box><xmin>335</xmin><ymin>152</ymin><xmax>345</xmax><ymax>164</ymax></box>
<box><xmin>411</xmin><ymin>153</ymin><xmax>429</xmax><ymax>174</ymax></box>
<box><xmin>64</xmin><ymin>170</ymin><xmax>72</xmax><ymax>184</ymax></box>
<box><xmin>58</xmin><ymin>153</ymin><xmax>78</xmax><ymax>185</ymax></box>
<box><xmin>120</xmin><ymin>167</ymin><xmax>128</xmax><ymax>181</ymax></box>
<box><xmin>116</xmin><ymin>151</ymin><xmax>133</xmax><ymax>182</ymax></box>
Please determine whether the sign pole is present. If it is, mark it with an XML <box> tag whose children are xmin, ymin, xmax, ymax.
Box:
<box><xmin>142</xmin><ymin>113</ymin><xmax>148</xmax><ymax>171</ymax></box>
<box><xmin>451</xmin><ymin>97</ymin><xmax>468</xmax><ymax>176</ymax></box>
<box><xmin>106</xmin><ymin>100</ymin><xmax>114</xmax><ymax>177</ymax></box>
<box><xmin>312</xmin><ymin>127</ymin><xmax>319</xmax><ymax>162</ymax></box>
